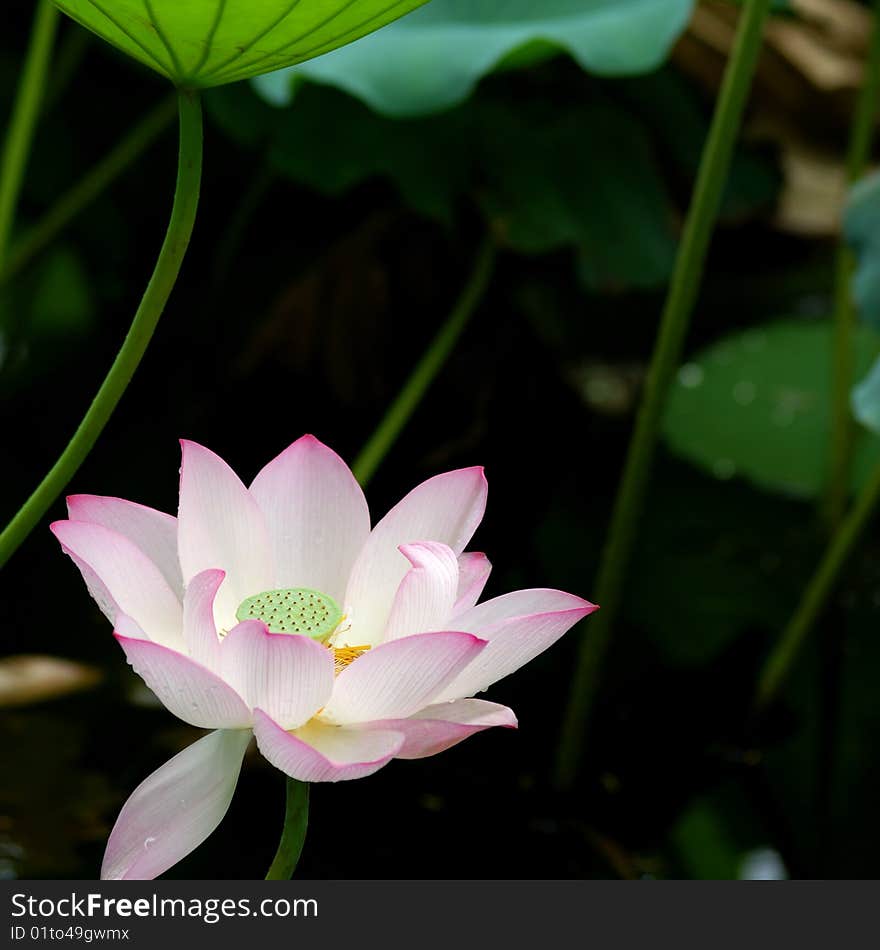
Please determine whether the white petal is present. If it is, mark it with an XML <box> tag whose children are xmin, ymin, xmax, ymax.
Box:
<box><xmin>344</xmin><ymin>467</ymin><xmax>487</xmax><ymax>646</ymax></box>
<box><xmin>253</xmin><ymin>711</ymin><xmax>403</xmax><ymax>782</ymax></box>
<box><xmin>177</xmin><ymin>441</ymin><xmax>273</xmax><ymax>630</ymax></box>
<box><xmin>66</xmin><ymin>494</ymin><xmax>183</xmax><ymax>597</ymax></box>
<box><xmin>51</xmin><ymin>520</ymin><xmax>183</xmax><ymax>649</ymax></box>
<box><xmin>381</xmin><ymin>542</ymin><xmax>459</xmax><ymax>642</ymax></box>
<box><xmin>182</xmin><ymin>569</ymin><xmax>225</xmax><ymax>669</ymax></box>
<box><xmin>452</xmin><ymin>552</ymin><xmax>492</xmax><ymax>616</ymax></box>
<box><xmin>435</xmin><ymin>589</ymin><xmax>597</xmax><ymax>700</ymax></box>
<box><xmin>101</xmin><ymin>729</ymin><xmax>250</xmax><ymax>880</ymax></box>
<box><xmin>321</xmin><ymin>630</ymin><xmax>486</xmax><ymax>723</ymax></box>
<box><xmin>220</xmin><ymin>621</ymin><xmax>335</xmax><ymax>729</ymax></box>
<box><xmin>249</xmin><ymin>435</ymin><xmax>370</xmax><ymax>601</ymax></box>
<box><xmin>115</xmin><ymin>634</ymin><xmax>252</xmax><ymax>728</ymax></box>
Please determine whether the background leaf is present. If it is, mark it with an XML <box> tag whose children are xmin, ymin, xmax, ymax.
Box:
<box><xmin>662</xmin><ymin>320</ymin><xmax>880</xmax><ymax>498</ymax></box>
<box><xmin>254</xmin><ymin>0</ymin><xmax>696</xmax><ymax>116</ymax></box>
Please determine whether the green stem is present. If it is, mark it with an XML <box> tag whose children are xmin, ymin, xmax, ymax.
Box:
<box><xmin>265</xmin><ymin>237</ymin><xmax>496</xmax><ymax>877</ymax></box>
<box><xmin>265</xmin><ymin>779</ymin><xmax>309</xmax><ymax>880</ymax></box>
<box><xmin>825</xmin><ymin>0</ymin><xmax>880</xmax><ymax>530</ymax></box>
<box><xmin>553</xmin><ymin>0</ymin><xmax>772</xmax><ymax>790</ymax></box>
<box><xmin>1</xmin><ymin>95</ymin><xmax>177</xmax><ymax>284</ymax></box>
<box><xmin>0</xmin><ymin>90</ymin><xmax>202</xmax><ymax>570</ymax></box>
<box><xmin>0</xmin><ymin>0</ymin><xmax>59</xmax><ymax>269</ymax></box>
<box><xmin>755</xmin><ymin>459</ymin><xmax>880</xmax><ymax>710</ymax></box>
<box><xmin>351</xmin><ymin>237</ymin><xmax>496</xmax><ymax>485</ymax></box>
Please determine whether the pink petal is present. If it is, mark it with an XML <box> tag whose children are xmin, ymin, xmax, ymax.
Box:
<box><xmin>51</xmin><ymin>520</ymin><xmax>183</xmax><ymax>649</ymax></box>
<box><xmin>344</xmin><ymin>467</ymin><xmax>488</xmax><ymax>645</ymax></box>
<box><xmin>322</xmin><ymin>630</ymin><xmax>487</xmax><ymax>723</ymax></box>
<box><xmin>66</xmin><ymin>494</ymin><xmax>183</xmax><ymax>597</ymax></box>
<box><xmin>380</xmin><ymin>698</ymin><xmax>517</xmax><ymax>759</ymax></box>
<box><xmin>249</xmin><ymin>435</ymin><xmax>370</xmax><ymax>601</ymax></box>
<box><xmin>434</xmin><ymin>589</ymin><xmax>598</xmax><ymax>701</ymax></box>
<box><xmin>253</xmin><ymin>710</ymin><xmax>403</xmax><ymax>782</ymax></box>
<box><xmin>453</xmin><ymin>552</ymin><xmax>492</xmax><ymax>616</ymax></box>
<box><xmin>220</xmin><ymin>621</ymin><xmax>334</xmax><ymax>729</ymax></box>
<box><xmin>114</xmin><ymin>633</ymin><xmax>251</xmax><ymax>728</ymax></box>
<box><xmin>182</xmin><ymin>569</ymin><xmax>225</xmax><ymax>669</ymax></box>
<box><xmin>381</xmin><ymin>542</ymin><xmax>459</xmax><ymax>643</ymax></box>
<box><xmin>101</xmin><ymin>728</ymin><xmax>251</xmax><ymax>880</ymax></box>
<box><xmin>177</xmin><ymin>441</ymin><xmax>273</xmax><ymax>631</ymax></box>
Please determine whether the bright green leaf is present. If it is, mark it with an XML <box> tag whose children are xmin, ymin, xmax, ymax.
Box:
<box><xmin>662</xmin><ymin>320</ymin><xmax>880</xmax><ymax>498</ymax></box>
<box><xmin>254</xmin><ymin>0</ymin><xmax>696</xmax><ymax>117</ymax></box>
<box><xmin>52</xmin><ymin>0</ymin><xmax>430</xmax><ymax>87</ymax></box>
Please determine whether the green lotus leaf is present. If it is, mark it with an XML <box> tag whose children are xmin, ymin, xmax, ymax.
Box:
<box><xmin>253</xmin><ymin>0</ymin><xmax>695</xmax><ymax>117</ymax></box>
<box><xmin>51</xmin><ymin>0</ymin><xmax>430</xmax><ymax>87</ymax></box>
<box><xmin>662</xmin><ymin>319</ymin><xmax>880</xmax><ymax>499</ymax></box>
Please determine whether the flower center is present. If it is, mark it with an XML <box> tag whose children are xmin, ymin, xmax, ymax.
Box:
<box><xmin>235</xmin><ymin>587</ymin><xmax>342</xmax><ymax>641</ymax></box>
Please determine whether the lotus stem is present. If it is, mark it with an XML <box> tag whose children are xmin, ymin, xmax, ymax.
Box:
<box><xmin>265</xmin><ymin>779</ymin><xmax>310</xmax><ymax>880</ymax></box>
<box><xmin>554</xmin><ymin>0</ymin><xmax>773</xmax><ymax>790</ymax></box>
<box><xmin>0</xmin><ymin>89</ymin><xmax>202</xmax><ymax>570</ymax></box>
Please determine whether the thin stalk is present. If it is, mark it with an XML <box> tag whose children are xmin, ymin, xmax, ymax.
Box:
<box><xmin>0</xmin><ymin>0</ymin><xmax>59</xmax><ymax>269</ymax></box>
<box><xmin>755</xmin><ymin>459</ymin><xmax>880</xmax><ymax>710</ymax></box>
<box><xmin>825</xmin><ymin>0</ymin><xmax>880</xmax><ymax>530</ymax></box>
<box><xmin>351</xmin><ymin>238</ymin><xmax>496</xmax><ymax>484</ymax></box>
<box><xmin>2</xmin><ymin>95</ymin><xmax>177</xmax><ymax>284</ymax></box>
<box><xmin>0</xmin><ymin>90</ymin><xmax>202</xmax><ymax>569</ymax></box>
<box><xmin>266</xmin><ymin>237</ymin><xmax>496</xmax><ymax>877</ymax></box>
<box><xmin>265</xmin><ymin>779</ymin><xmax>309</xmax><ymax>880</ymax></box>
<box><xmin>554</xmin><ymin>0</ymin><xmax>772</xmax><ymax>790</ymax></box>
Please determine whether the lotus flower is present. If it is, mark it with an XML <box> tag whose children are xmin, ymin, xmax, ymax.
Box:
<box><xmin>52</xmin><ymin>436</ymin><xmax>595</xmax><ymax>879</ymax></box>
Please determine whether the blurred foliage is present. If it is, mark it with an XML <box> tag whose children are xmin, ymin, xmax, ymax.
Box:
<box><xmin>254</xmin><ymin>0</ymin><xmax>696</xmax><ymax>116</ymax></box>
<box><xmin>663</xmin><ymin>320</ymin><xmax>880</xmax><ymax>497</ymax></box>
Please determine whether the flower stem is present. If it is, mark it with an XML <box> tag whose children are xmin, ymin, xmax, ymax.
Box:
<box><xmin>265</xmin><ymin>779</ymin><xmax>309</xmax><ymax>880</ymax></box>
<box><xmin>755</xmin><ymin>458</ymin><xmax>880</xmax><ymax>710</ymax></box>
<box><xmin>825</xmin><ymin>0</ymin><xmax>880</xmax><ymax>531</ymax></box>
<box><xmin>265</xmin><ymin>238</ymin><xmax>496</xmax><ymax>877</ymax></box>
<box><xmin>0</xmin><ymin>0</ymin><xmax>59</xmax><ymax>270</ymax></box>
<box><xmin>553</xmin><ymin>0</ymin><xmax>772</xmax><ymax>791</ymax></box>
<box><xmin>351</xmin><ymin>237</ymin><xmax>496</xmax><ymax>485</ymax></box>
<box><xmin>1</xmin><ymin>94</ymin><xmax>177</xmax><ymax>284</ymax></box>
<box><xmin>0</xmin><ymin>89</ymin><xmax>202</xmax><ymax>570</ymax></box>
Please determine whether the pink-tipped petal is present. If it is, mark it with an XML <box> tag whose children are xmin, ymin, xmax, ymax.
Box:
<box><xmin>114</xmin><ymin>633</ymin><xmax>252</xmax><ymax>728</ymax></box>
<box><xmin>321</xmin><ymin>631</ymin><xmax>487</xmax><ymax>723</ymax></box>
<box><xmin>344</xmin><ymin>467</ymin><xmax>488</xmax><ymax>645</ymax></box>
<box><xmin>220</xmin><ymin>621</ymin><xmax>334</xmax><ymax>729</ymax></box>
<box><xmin>66</xmin><ymin>494</ymin><xmax>183</xmax><ymax>597</ymax></box>
<box><xmin>253</xmin><ymin>710</ymin><xmax>403</xmax><ymax>782</ymax></box>
<box><xmin>453</xmin><ymin>552</ymin><xmax>492</xmax><ymax>616</ymax></box>
<box><xmin>381</xmin><ymin>542</ymin><xmax>459</xmax><ymax>643</ymax></box>
<box><xmin>101</xmin><ymin>728</ymin><xmax>251</xmax><ymax>880</ymax></box>
<box><xmin>382</xmin><ymin>698</ymin><xmax>517</xmax><ymax>759</ymax></box>
<box><xmin>177</xmin><ymin>440</ymin><xmax>273</xmax><ymax>631</ymax></box>
<box><xmin>249</xmin><ymin>435</ymin><xmax>370</xmax><ymax>601</ymax></box>
<box><xmin>182</xmin><ymin>569</ymin><xmax>225</xmax><ymax>669</ymax></box>
<box><xmin>51</xmin><ymin>520</ymin><xmax>183</xmax><ymax>649</ymax></box>
<box><xmin>434</xmin><ymin>589</ymin><xmax>598</xmax><ymax>701</ymax></box>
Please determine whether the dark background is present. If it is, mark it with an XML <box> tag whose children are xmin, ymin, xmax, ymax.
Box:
<box><xmin>2</xmin><ymin>0</ymin><xmax>877</xmax><ymax>880</ymax></box>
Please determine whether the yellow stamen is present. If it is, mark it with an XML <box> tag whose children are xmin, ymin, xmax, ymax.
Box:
<box><xmin>332</xmin><ymin>644</ymin><xmax>370</xmax><ymax>675</ymax></box>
